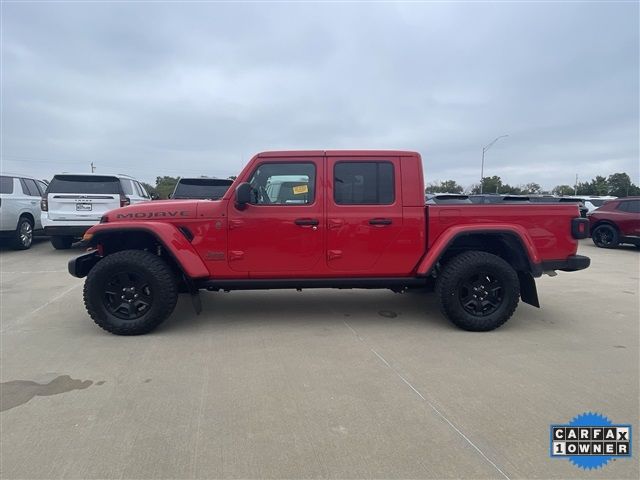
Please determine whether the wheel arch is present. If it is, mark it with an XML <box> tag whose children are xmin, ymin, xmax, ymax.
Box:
<box><xmin>417</xmin><ymin>227</ymin><xmax>539</xmax><ymax>277</ymax></box>
<box><xmin>591</xmin><ymin>220</ymin><xmax>619</xmax><ymax>232</ymax></box>
<box><xmin>17</xmin><ymin>211</ymin><xmax>35</xmax><ymax>226</ymax></box>
<box><xmin>416</xmin><ymin>227</ymin><xmax>541</xmax><ymax>308</ymax></box>
<box><xmin>87</xmin><ymin>223</ymin><xmax>209</xmax><ymax>279</ymax></box>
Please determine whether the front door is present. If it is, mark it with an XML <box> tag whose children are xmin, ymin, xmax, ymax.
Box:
<box><xmin>326</xmin><ymin>157</ymin><xmax>404</xmax><ymax>274</ymax></box>
<box><xmin>227</xmin><ymin>159</ymin><xmax>324</xmax><ymax>275</ymax></box>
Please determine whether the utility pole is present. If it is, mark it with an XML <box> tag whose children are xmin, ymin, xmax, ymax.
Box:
<box><xmin>574</xmin><ymin>174</ymin><xmax>578</xmax><ymax>195</ymax></box>
<box><xmin>480</xmin><ymin>134</ymin><xmax>509</xmax><ymax>194</ymax></box>
<box><xmin>91</xmin><ymin>162</ymin><xmax>96</xmax><ymax>173</ymax></box>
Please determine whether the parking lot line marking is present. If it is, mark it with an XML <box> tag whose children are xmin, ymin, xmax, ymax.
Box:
<box><xmin>1</xmin><ymin>283</ymin><xmax>81</xmax><ymax>332</ymax></box>
<box><xmin>343</xmin><ymin>320</ymin><xmax>511</xmax><ymax>480</ymax></box>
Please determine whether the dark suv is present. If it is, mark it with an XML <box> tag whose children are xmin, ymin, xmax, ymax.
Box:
<box><xmin>588</xmin><ymin>197</ymin><xmax>640</xmax><ymax>248</ymax></box>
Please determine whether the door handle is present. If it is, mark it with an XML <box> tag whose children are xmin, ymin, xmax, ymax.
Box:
<box><xmin>295</xmin><ymin>218</ymin><xmax>319</xmax><ymax>226</ymax></box>
<box><xmin>369</xmin><ymin>218</ymin><xmax>392</xmax><ymax>226</ymax></box>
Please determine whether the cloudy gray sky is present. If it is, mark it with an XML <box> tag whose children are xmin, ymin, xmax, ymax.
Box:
<box><xmin>2</xmin><ymin>1</ymin><xmax>638</xmax><ymax>190</ymax></box>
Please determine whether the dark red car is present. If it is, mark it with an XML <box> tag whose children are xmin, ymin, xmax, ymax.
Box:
<box><xmin>589</xmin><ymin>197</ymin><xmax>640</xmax><ymax>248</ymax></box>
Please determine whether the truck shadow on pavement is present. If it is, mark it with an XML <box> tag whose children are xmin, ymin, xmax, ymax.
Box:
<box><xmin>157</xmin><ymin>289</ymin><xmax>454</xmax><ymax>334</ymax></box>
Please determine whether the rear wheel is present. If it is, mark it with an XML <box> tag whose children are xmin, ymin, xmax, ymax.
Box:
<box><xmin>50</xmin><ymin>236</ymin><xmax>74</xmax><ymax>250</ymax></box>
<box><xmin>436</xmin><ymin>251</ymin><xmax>520</xmax><ymax>331</ymax></box>
<box><xmin>83</xmin><ymin>250</ymin><xmax>178</xmax><ymax>335</ymax></box>
<box><xmin>592</xmin><ymin>224</ymin><xmax>619</xmax><ymax>248</ymax></box>
<box><xmin>11</xmin><ymin>216</ymin><xmax>33</xmax><ymax>250</ymax></box>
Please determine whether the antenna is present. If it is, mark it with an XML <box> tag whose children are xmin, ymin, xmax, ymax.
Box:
<box><xmin>91</xmin><ymin>162</ymin><xmax>96</xmax><ymax>173</ymax></box>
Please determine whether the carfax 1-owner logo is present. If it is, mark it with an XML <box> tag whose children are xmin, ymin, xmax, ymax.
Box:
<box><xmin>550</xmin><ymin>412</ymin><xmax>633</xmax><ymax>470</ymax></box>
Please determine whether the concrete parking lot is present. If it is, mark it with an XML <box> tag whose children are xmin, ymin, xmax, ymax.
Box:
<box><xmin>0</xmin><ymin>239</ymin><xmax>638</xmax><ymax>479</ymax></box>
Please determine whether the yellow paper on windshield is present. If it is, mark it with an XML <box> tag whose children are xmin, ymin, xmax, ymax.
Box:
<box><xmin>293</xmin><ymin>185</ymin><xmax>308</xmax><ymax>195</ymax></box>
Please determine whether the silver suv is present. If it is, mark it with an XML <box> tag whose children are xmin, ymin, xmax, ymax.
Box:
<box><xmin>0</xmin><ymin>174</ymin><xmax>48</xmax><ymax>249</ymax></box>
<box><xmin>41</xmin><ymin>173</ymin><xmax>151</xmax><ymax>249</ymax></box>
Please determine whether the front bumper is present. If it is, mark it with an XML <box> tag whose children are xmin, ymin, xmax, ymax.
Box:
<box><xmin>540</xmin><ymin>254</ymin><xmax>591</xmax><ymax>273</ymax></box>
<box><xmin>68</xmin><ymin>251</ymin><xmax>101</xmax><ymax>278</ymax></box>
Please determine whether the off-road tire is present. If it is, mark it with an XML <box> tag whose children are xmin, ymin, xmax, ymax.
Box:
<box><xmin>592</xmin><ymin>224</ymin><xmax>619</xmax><ymax>248</ymax></box>
<box><xmin>436</xmin><ymin>251</ymin><xmax>520</xmax><ymax>331</ymax></box>
<box><xmin>11</xmin><ymin>216</ymin><xmax>33</xmax><ymax>250</ymax></box>
<box><xmin>51</xmin><ymin>236</ymin><xmax>74</xmax><ymax>250</ymax></box>
<box><xmin>83</xmin><ymin>250</ymin><xmax>178</xmax><ymax>335</ymax></box>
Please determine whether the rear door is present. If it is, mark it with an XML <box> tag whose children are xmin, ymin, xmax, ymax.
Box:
<box><xmin>46</xmin><ymin>175</ymin><xmax>122</xmax><ymax>221</ymax></box>
<box><xmin>326</xmin><ymin>157</ymin><xmax>403</xmax><ymax>274</ymax></box>
<box><xmin>617</xmin><ymin>200</ymin><xmax>640</xmax><ymax>236</ymax></box>
<box><xmin>19</xmin><ymin>178</ymin><xmax>44</xmax><ymax>229</ymax></box>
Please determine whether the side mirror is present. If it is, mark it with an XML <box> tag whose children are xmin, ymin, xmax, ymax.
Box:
<box><xmin>167</xmin><ymin>193</ymin><xmax>173</xmax><ymax>199</ymax></box>
<box><xmin>235</xmin><ymin>182</ymin><xmax>252</xmax><ymax>209</ymax></box>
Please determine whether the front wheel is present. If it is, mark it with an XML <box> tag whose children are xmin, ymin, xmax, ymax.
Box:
<box><xmin>83</xmin><ymin>250</ymin><xmax>178</xmax><ymax>335</ymax></box>
<box><xmin>436</xmin><ymin>251</ymin><xmax>520</xmax><ymax>331</ymax></box>
<box><xmin>592</xmin><ymin>224</ymin><xmax>619</xmax><ymax>248</ymax></box>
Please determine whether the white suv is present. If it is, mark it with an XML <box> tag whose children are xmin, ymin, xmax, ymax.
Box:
<box><xmin>41</xmin><ymin>173</ymin><xmax>151</xmax><ymax>249</ymax></box>
<box><xmin>0</xmin><ymin>174</ymin><xmax>48</xmax><ymax>249</ymax></box>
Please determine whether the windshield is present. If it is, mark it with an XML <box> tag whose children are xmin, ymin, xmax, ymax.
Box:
<box><xmin>47</xmin><ymin>175</ymin><xmax>121</xmax><ymax>194</ymax></box>
<box><xmin>173</xmin><ymin>179</ymin><xmax>232</xmax><ymax>199</ymax></box>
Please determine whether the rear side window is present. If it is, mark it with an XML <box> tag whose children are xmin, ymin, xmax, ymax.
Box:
<box><xmin>47</xmin><ymin>175</ymin><xmax>121</xmax><ymax>194</ymax></box>
<box><xmin>173</xmin><ymin>179</ymin><xmax>232</xmax><ymax>200</ymax></box>
<box><xmin>0</xmin><ymin>176</ymin><xmax>14</xmax><ymax>194</ymax></box>
<box><xmin>334</xmin><ymin>161</ymin><xmax>395</xmax><ymax>205</ymax></box>
<box><xmin>134</xmin><ymin>181</ymin><xmax>149</xmax><ymax>198</ymax></box>
<box><xmin>20</xmin><ymin>178</ymin><xmax>41</xmax><ymax>197</ymax></box>
<box><xmin>36</xmin><ymin>181</ymin><xmax>47</xmax><ymax>195</ymax></box>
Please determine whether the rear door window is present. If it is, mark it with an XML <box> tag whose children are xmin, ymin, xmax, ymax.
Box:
<box><xmin>333</xmin><ymin>161</ymin><xmax>394</xmax><ymax>205</ymax></box>
<box><xmin>47</xmin><ymin>175</ymin><xmax>121</xmax><ymax>194</ymax></box>
<box><xmin>621</xmin><ymin>200</ymin><xmax>640</xmax><ymax>213</ymax></box>
<box><xmin>0</xmin><ymin>176</ymin><xmax>14</xmax><ymax>194</ymax></box>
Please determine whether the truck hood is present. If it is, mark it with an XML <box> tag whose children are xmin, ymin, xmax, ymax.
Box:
<box><xmin>102</xmin><ymin>199</ymin><xmax>207</xmax><ymax>222</ymax></box>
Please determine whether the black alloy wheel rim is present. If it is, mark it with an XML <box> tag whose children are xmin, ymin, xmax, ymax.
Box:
<box><xmin>458</xmin><ymin>271</ymin><xmax>504</xmax><ymax>317</ymax></box>
<box><xmin>103</xmin><ymin>271</ymin><xmax>153</xmax><ymax>320</ymax></box>
<box><xmin>594</xmin><ymin>227</ymin><xmax>613</xmax><ymax>246</ymax></box>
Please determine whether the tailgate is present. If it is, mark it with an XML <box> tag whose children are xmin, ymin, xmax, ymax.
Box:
<box><xmin>47</xmin><ymin>193</ymin><xmax>120</xmax><ymax>221</ymax></box>
<box><xmin>45</xmin><ymin>175</ymin><xmax>123</xmax><ymax>221</ymax></box>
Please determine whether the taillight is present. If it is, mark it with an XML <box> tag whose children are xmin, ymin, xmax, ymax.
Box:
<box><xmin>41</xmin><ymin>197</ymin><xmax>48</xmax><ymax>211</ymax></box>
<box><xmin>571</xmin><ymin>217</ymin><xmax>589</xmax><ymax>239</ymax></box>
<box><xmin>120</xmin><ymin>195</ymin><xmax>130</xmax><ymax>207</ymax></box>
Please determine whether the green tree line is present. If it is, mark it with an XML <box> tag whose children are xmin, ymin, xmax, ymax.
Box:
<box><xmin>426</xmin><ymin>172</ymin><xmax>640</xmax><ymax>197</ymax></box>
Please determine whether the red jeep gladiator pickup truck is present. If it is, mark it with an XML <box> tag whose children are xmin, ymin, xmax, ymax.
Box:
<box><xmin>69</xmin><ymin>150</ymin><xmax>590</xmax><ymax>335</ymax></box>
